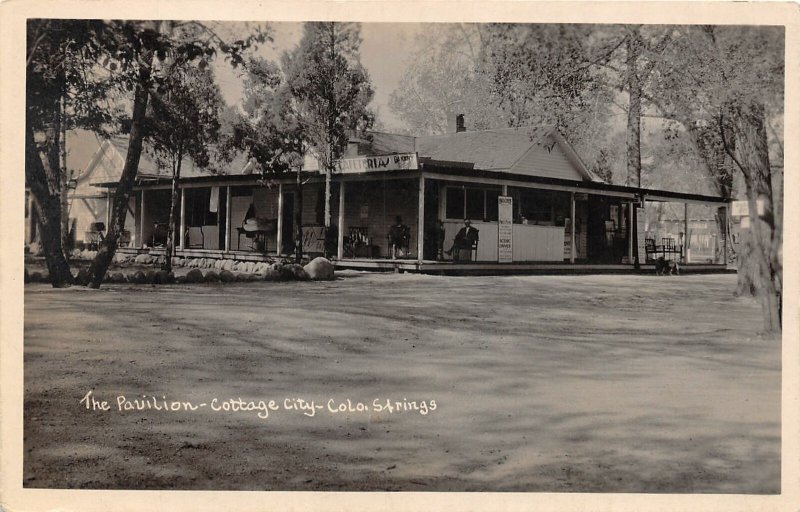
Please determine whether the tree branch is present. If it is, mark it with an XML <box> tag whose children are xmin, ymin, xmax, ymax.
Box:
<box><xmin>26</xmin><ymin>20</ymin><xmax>51</xmax><ymax>67</ymax></box>
<box><xmin>718</xmin><ymin>110</ymin><xmax>747</xmax><ymax>176</ymax></box>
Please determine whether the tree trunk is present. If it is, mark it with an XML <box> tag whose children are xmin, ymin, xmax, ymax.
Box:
<box><xmin>730</xmin><ymin>100</ymin><xmax>781</xmax><ymax>332</ymax></box>
<box><xmin>625</xmin><ymin>30</ymin><xmax>643</xmax><ymax>187</ymax></box>
<box><xmin>164</xmin><ymin>156</ymin><xmax>182</xmax><ymax>274</ymax></box>
<box><xmin>324</xmin><ymin>167</ymin><xmax>332</xmax><ymax>229</ymax></box>
<box><xmin>734</xmin><ymin>222</ymin><xmax>758</xmax><ymax>296</ymax></box>
<box><xmin>295</xmin><ymin>166</ymin><xmax>304</xmax><ymax>264</ymax></box>
<box><xmin>25</xmin><ymin>123</ymin><xmax>74</xmax><ymax>287</ymax></box>
<box><xmin>59</xmin><ymin>92</ymin><xmax>71</xmax><ymax>258</ymax></box>
<box><xmin>87</xmin><ymin>52</ymin><xmax>153</xmax><ymax>288</ymax></box>
<box><xmin>323</xmin><ymin>166</ymin><xmax>332</xmax><ymax>258</ymax></box>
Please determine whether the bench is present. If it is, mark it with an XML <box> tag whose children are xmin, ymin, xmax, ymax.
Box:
<box><xmin>645</xmin><ymin>237</ymin><xmax>683</xmax><ymax>262</ymax></box>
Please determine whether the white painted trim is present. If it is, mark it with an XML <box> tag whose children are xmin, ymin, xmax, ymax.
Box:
<box><xmin>424</xmin><ymin>171</ymin><xmax>637</xmax><ymax>199</ymax></box>
<box><xmin>76</xmin><ymin>139</ymin><xmax>111</xmax><ymax>186</ymax></box>
<box><xmin>628</xmin><ymin>202</ymin><xmax>634</xmax><ymax>261</ymax></box>
<box><xmin>139</xmin><ymin>189</ymin><xmax>145</xmax><ymax>248</ymax></box>
<box><xmin>225</xmin><ymin>186</ymin><xmax>232</xmax><ymax>252</ymax></box>
<box><xmin>643</xmin><ymin>194</ymin><xmax>725</xmax><ymax>206</ymax></box>
<box><xmin>277</xmin><ymin>183</ymin><xmax>284</xmax><ymax>256</ymax></box>
<box><xmin>549</xmin><ymin>131</ymin><xmax>598</xmax><ymax>182</ymax></box>
<box><xmin>684</xmin><ymin>202</ymin><xmax>689</xmax><ymax>261</ymax></box>
<box><xmin>337</xmin><ymin>181</ymin><xmax>345</xmax><ymax>260</ymax></box>
<box><xmin>570</xmin><ymin>192</ymin><xmax>576</xmax><ymax>264</ymax></box>
<box><xmin>106</xmin><ymin>192</ymin><xmax>111</xmax><ymax>228</ymax></box>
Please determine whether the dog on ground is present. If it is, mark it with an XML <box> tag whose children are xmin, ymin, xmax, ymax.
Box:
<box><xmin>655</xmin><ymin>257</ymin><xmax>680</xmax><ymax>275</ymax></box>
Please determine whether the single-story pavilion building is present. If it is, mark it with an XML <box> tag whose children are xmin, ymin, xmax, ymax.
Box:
<box><xmin>92</xmin><ymin>124</ymin><xmax>731</xmax><ymax>273</ymax></box>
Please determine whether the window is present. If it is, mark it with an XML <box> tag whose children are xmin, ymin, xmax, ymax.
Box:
<box><xmin>445</xmin><ymin>185</ymin><xmax>502</xmax><ymax>221</ymax></box>
<box><xmin>485</xmin><ymin>190</ymin><xmax>500</xmax><ymax>221</ymax></box>
<box><xmin>185</xmin><ymin>188</ymin><xmax>218</xmax><ymax>227</ymax></box>
<box><xmin>446</xmin><ymin>187</ymin><xmax>465</xmax><ymax>219</ymax></box>
<box><xmin>515</xmin><ymin>189</ymin><xmax>554</xmax><ymax>224</ymax></box>
<box><xmin>465</xmin><ymin>188</ymin><xmax>485</xmax><ymax>220</ymax></box>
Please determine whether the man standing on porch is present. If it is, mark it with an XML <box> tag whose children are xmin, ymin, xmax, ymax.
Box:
<box><xmin>388</xmin><ymin>215</ymin><xmax>410</xmax><ymax>259</ymax></box>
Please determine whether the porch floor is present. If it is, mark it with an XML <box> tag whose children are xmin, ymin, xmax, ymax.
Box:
<box><xmin>335</xmin><ymin>258</ymin><xmax>732</xmax><ymax>275</ymax></box>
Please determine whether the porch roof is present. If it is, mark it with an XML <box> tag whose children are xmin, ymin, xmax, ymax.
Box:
<box><xmin>93</xmin><ymin>163</ymin><xmax>727</xmax><ymax>206</ymax></box>
<box><xmin>421</xmin><ymin>165</ymin><xmax>729</xmax><ymax>205</ymax></box>
<box><xmin>90</xmin><ymin>126</ymin><xmax>727</xmax><ymax>205</ymax></box>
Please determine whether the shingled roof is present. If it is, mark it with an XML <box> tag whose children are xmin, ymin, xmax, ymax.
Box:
<box><xmin>88</xmin><ymin>125</ymin><xmax>599</xmax><ymax>185</ymax></box>
<box><xmin>416</xmin><ymin>126</ymin><xmax>553</xmax><ymax>171</ymax></box>
<box><xmin>106</xmin><ymin>137</ymin><xmax>252</xmax><ymax>180</ymax></box>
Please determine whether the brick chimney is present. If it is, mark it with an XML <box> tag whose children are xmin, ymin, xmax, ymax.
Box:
<box><xmin>447</xmin><ymin>113</ymin><xmax>466</xmax><ymax>133</ymax></box>
<box><xmin>456</xmin><ymin>114</ymin><xmax>466</xmax><ymax>133</ymax></box>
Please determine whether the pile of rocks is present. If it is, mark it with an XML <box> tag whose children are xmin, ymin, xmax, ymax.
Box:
<box><xmin>24</xmin><ymin>256</ymin><xmax>337</xmax><ymax>286</ymax></box>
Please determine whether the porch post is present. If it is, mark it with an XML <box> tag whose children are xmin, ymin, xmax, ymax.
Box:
<box><xmin>684</xmin><ymin>202</ymin><xmax>689</xmax><ymax>262</ymax></box>
<box><xmin>418</xmin><ymin>175</ymin><xmax>425</xmax><ymax>262</ymax></box>
<box><xmin>179</xmin><ymin>188</ymin><xmax>186</xmax><ymax>250</ymax></box>
<box><xmin>225</xmin><ymin>186</ymin><xmax>232</xmax><ymax>252</ymax></box>
<box><xmin>337</xmin><ymin>181</ymin><xmax>345</xmax><ymax>260</ymax></box>
<box><xmin>139</xmin><ymin>189</ymin><xmax>145</xmax><ymax>248</ymax></box>
<box><xmin>502</xmin><ymin>184</ymin><xmax>508</xmax><ymax>196</ymax></box>
<box><xmin>277</xmin><ymin>183</ymin><xmax>284</xmax><ymax>256</ymax></box>
<box><xmin>628</xmin><ymin>202</ymin><xmax>634</xmax><ymax>262</ymax></box>
<box><xmin>106</xmin><ymin>191</ymin><xmax>111</xmax><ymax>229</ymax></box>
<box><xmin>570</xmin><ymin>192</ymin><xmax>576</xmax><ymax>263</ymax></box>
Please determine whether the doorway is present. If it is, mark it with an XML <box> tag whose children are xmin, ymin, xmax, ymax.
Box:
<box><xmin>423</xmin><ymin>180</ymin><xmax>441</xmax><ymax>260</ymax></box>
<box><xmin>281</xmin><ymin>192</ymin><xmax>295</xmax><ymax>255</ymax></box>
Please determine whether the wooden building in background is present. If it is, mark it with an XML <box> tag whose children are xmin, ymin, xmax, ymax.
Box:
<box><xmin>92</xmin><ymin>122</ymin><xmax>730</xmax><ymax>273</ymax></box>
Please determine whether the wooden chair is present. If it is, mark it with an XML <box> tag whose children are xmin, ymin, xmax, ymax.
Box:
<box><xmin>454</xmin><ymin>233</ymin><xmax>479</xmax><ymax>262</ymax></box>
<box><xmin>644</xmin><ymin>238</ymin><xmax>657</xmax><ymax>262</ymax></box>
<box><xmin>663</xmin><ymin>237</ymin><xmax>680</xmax><ymax>260</ymax></box>
<box><xmin>345</xmin><ymin>227</ymin><xmax>370</xmax><ymax>258</ymax></box>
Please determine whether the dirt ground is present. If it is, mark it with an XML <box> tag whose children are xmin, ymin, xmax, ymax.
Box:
<box><xmin>23</xmin><ymin>272</ymin><xmax>780</xmax><ymax>492</ymax></box>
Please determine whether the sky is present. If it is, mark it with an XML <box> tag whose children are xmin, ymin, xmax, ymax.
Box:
<box><xmin>213</xmin><ymin>22</ymin><xmax>420</xmax><ymax>132</ymax></box>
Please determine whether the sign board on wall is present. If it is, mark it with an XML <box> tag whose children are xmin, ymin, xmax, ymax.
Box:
<box><xmin>636</xmin><ymin>207</ymin><xmax>647</xmax><ymax>263</ymax></box>
<box><xmin>333</xmin><ymin>153</ymin><xmax>418</xmax><ymax>174</ymax></box>
<box><xmin>498</xmin><ymin>196</ymin><xmax>513</xmax><ymax>263</ymax></box>
<box><xmin>731</xmin><ymin>199</ymin><xmax>764</xmax><ymax>217</ymax></box>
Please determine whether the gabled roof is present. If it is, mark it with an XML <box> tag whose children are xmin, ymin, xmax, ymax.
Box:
<box><xmin>416</xmin><ymin>126</ymin><xmax>551</xmax><ymax>171</ymax></box>
<box><xmin>355</xmin><ymin>126</ymin><xmax>600</xmax><ymax>182</ymax></box>
<box><xmin>101</xmin><ymin>137</ymin><xmax>252</xmax><ymax>180</ymax></box>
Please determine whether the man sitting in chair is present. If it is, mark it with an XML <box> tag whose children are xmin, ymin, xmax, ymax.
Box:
<box><xmin>388</xmin><ymin>215</ymin><xmax>410</xmax><ymax>259</ymax></box>
<box><xmin>445</xmin><ymin>219</ymin><xmax>479</xmax><ymax>261</ymax></box>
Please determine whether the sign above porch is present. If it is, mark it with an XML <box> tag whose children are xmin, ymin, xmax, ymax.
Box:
<box><xmin>332</xmin><ymin>153</ymin><xmax>419</xmax><ymax>174</ymax></box>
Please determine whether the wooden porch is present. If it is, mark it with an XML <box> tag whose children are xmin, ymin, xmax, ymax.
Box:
<box><xmin>334</xmin><ymin>258</ymin><xmax>731</xmax><ymax>275</ymax></box>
